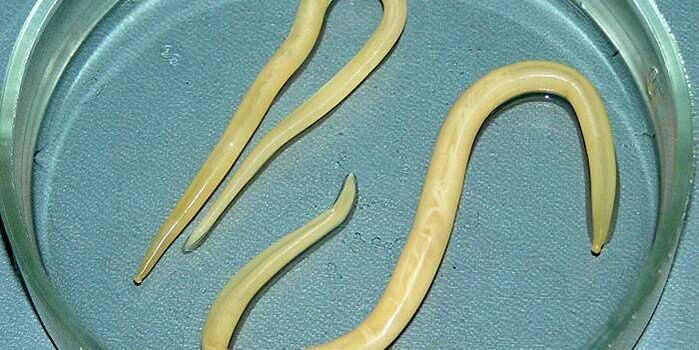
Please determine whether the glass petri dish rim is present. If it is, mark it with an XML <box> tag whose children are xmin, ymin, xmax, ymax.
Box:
<box><xmin>0</xmin><ymin>0</ymin><xmax>692</xmax><ymax>348</ymax></box>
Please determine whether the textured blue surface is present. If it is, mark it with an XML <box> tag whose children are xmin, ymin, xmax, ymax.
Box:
<box><xmin>0</xmin><ymin>0</ymin><xmax>696</xmax><ymax>349</ymax></box>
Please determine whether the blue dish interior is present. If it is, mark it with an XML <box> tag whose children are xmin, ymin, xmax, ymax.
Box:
<box><xmin>32</xmin><ymin>0</ymin><xmax>657</xmax><ymax>348</ymax></box>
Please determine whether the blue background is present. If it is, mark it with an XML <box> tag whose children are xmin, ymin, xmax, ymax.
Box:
<box><xmin>1</xmin><ymin>0</ymin><xmax>697</xmax><ymax>349</ymax></box>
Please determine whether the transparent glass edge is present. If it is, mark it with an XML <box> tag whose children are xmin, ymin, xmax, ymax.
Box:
<box><xmin>0</xmin><ymin>0</ymin><xmax>693</xmax><ymax>349</ymax></box>
<box><xmin>0</xmin><ymin>0</ymin><xmax>119</xmax><ymax>348</ymax></box>
<box><xmin>576</xmin><ymin>0</ymin><xmax>694</xmax><ymax>348</ymax></box>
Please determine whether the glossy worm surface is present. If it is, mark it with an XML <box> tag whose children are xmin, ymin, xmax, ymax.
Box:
<box><xmin>184</xmin><ymin>0</ymin><xmax>408</xmax><ymax>251</ymax></box>
<box><xmin>133</xmin><ymin>0</ymin><xmax>330</xmax><ymax>283</ymax></box>
<box><xmin>312</xmin><ymin>61</ymin><xmax>617</xmax><ymax>349</ymax></box>
<box><xmin>201</xmin><ymin>174</ymin><xmax>357</xmax><ymax>350</ymax></box>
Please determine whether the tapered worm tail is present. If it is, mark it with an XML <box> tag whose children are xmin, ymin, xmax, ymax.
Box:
<box><xmin>311</xmin><ymin>61</ymin><xmax>617</xmax><ymax>349</ymax></box>
<box><xmin>201</xmin><ymin>174</ymin><xmax>357</xmax><ymax>350</ymax></box>
<box><xmin>132</xmin><ymin>0</ymin><xmax>330</xmax><ymax>284</ymax></box>
<box><xmin>185</xmin><ymin>0</ymin><xmax>409</xmax><ymax>251</ymax></box>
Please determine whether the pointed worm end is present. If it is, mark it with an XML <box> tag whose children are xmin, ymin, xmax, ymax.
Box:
<box><xmin>183</xmin><ymin>235</ymin><xmax>203</xmax><ymax>253</ymax></box>
<box><xmin>344</xmin><ymin>172</ymin><xmax>356</xmax><ymax>188</ymax></box>
<box><xmin>182</xmin><ymin>241</ymin><xmax>197</xmax><ymax>253</ymax></box>
<box><xmin>132</xmin><ymin>249</ymin><xmax>160</xmax><ymax>284</ymax></box>
<box><xmin>325</xmin><ymin>174</ymin><xmax>357</xmax><ymax>219</ymax></box>
<box><xmin>132</xmin><ymin>274</ymin><xmax>144</xmax><ymax>285</ymax></box>
<box><xmin>591</xmin><ymin>225</ymin><xmax>608</xmax><ymax>256</ymax></box>
<box><xmin>591</xmin><ymin>243</ymin><xmax>603</xmax><ymax>256</ymax></box>
<box><xmin>335</xmin><ymin>173</ymin><xmax>357</xmax><ymax>205</ymax></box>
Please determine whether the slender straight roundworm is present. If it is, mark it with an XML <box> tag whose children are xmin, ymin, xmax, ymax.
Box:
<box><xmin>133</xmin><ymin>0</ymin><xmax>330</xmax><ymax>284</ymax></box>
<box><xmin>312</xmin><ymin>61</ymin><xmax>617</xmax><ymax>349</ymax></box>
<box><xmin>201</xmin><ymin>174</ymin><xmax>357</xmax><ymax>350</ymax></box>
<box><xmin>184</xmin><ymin>0</ymin><xmax>408</xmax><ymax>251</ymax></box>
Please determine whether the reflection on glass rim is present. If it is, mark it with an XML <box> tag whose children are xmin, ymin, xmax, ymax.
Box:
<box><xmin>0</xmin><ymin>0</ymin><xmax>692</xmax><ymax>349</ymax></box>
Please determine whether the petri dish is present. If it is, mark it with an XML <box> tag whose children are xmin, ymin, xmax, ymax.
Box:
<box><xmin>0</xmin><ymin>0</ymin><xmax>692</xmax><ymax>349</ymax></box>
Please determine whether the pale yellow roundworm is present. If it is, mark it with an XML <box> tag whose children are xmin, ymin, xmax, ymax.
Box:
<box><xmin>201</xmin><ymin>174</ymin><xmax>357</xmax><ymax>350</ymax></box>
<box><xmin>312</xmin><ymin>61</ymin><xmax>617</xmax><ymax>349</ymax></box>
<box><xmin>134</xmin><ymin>0</ymin><xmax>330</xmax><ymax>284</ymax></box>
<box><xmin>184</xmin><ymin>0</ymin><xmax>408</xmax><ymax>251</ymax></box>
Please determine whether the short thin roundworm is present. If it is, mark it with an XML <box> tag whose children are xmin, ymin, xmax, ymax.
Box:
<box><xmin>201</xmin><ymin>174</ymin><xmax>357</xmax><ymax>350</ymax></box>
<box><xmin>184</xmin><ymin>0</ymin><xmax>408</xmax><ymax>251</ymax></box>
<box><xmin>133</xmin><ymin>0</ymin><xmax>330</xmax><ymax>284</ymax></box>
<box><xmin>312</xmin><ymin>61</ymin><xmax>617</xmax><ymax>349</ymax></box>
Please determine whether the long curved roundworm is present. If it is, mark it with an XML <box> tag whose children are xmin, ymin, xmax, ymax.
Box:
<box><xmin>201</xmin><ymin>174</ymin><xmax>357</xmax><ymax>350</ymax></box>
<box><xmin>184</xmin><ymin>0</ymin><xmax>408</xmax><ymax>251</ymax></box>
<box><xmin>312</xmin><ymin>61</ymin><xmax>617</xmax><ymax>349</ymax></box>
<box><xmin>133</xmin><ymin>0</ymin><xmax>330</xmax><ymax>284</ymax></box>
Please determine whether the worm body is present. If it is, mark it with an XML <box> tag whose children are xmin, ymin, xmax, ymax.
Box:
<box><xmin>184</xmin><ymin>0</ymin><xmax>408</xmax><ymax>251</ymax></box>
<box><xmin>201</xmin><ymin>174</ymin><xmax>357</xmax><ymax>350</ymax></box>
<box><xmin>312</xmin><ymin>61</ymin><xmax>617</xmax><ymax>349</ymax></box>
<box><xmin>134</xmin><ymin>0</ymin><xmax>330</xmax><ymax>283</ymax></box>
